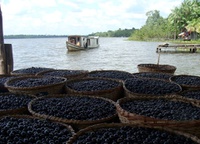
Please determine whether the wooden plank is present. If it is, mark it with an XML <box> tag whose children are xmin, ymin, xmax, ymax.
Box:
<box><xmin>0</xmin><ymin>5</ymin><xmax>7</xmax><ymax>74</ymax></box>
<box><xmin>4</xmin><ymin>44</ymin><xmax>13</xmax><ymax>74</ymax></box>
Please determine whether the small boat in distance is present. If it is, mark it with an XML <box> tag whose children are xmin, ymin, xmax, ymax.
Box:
<box><xmin>66</xmin><ymin>35</ymin><xmax>99</xmax><ymax>51</ymax></box>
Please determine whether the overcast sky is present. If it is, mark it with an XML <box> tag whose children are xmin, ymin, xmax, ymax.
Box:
<box><xmin>1</xmin><ymin>0</ymin><xmax>183</xmax><ymax>35</ymax></box>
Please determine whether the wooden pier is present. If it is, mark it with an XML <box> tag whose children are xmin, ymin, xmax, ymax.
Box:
<box><xmin>156</xmin><ymin>44</ymin><xmax>200</xmax><ymax>53</ymax></box>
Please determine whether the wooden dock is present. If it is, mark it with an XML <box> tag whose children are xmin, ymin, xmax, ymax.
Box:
<box><xmin>156</xmin><ymin>44</ymin><xmax>200</xmax><ymax>53</ymax></box>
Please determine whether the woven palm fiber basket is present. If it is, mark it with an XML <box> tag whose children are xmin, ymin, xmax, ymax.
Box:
<box><xmin>66</xmin><ymin>123</ymin><xmax>200</xmax><ymax>144</ymax></box>
<box><xmin>116</xmin><ymin>96</ymin><xmax>200</xmax><ymax>138</ymax></box>
<box><xmin>170</xmin><ymin>74</ymin><xmax>200</xmax><ymax>91</ymax></box>
<box><xmin>36</xmin><ymin>69</ymin><xmax>88</xmax><ymax>80</ymax></box>
<box><xmin>87</xmin><ymin>70</ymin><xmax>134</xmax><ymax>82</ymax></box>
<box><xmin>176</xmin><ymin>90</ymin><xmax>200</xmax><ymax>106</ymax></box>
<box><xmin>132</xmin><ymin>72</ymin><xmax>173</xmax><ymax>81</ymax></box>
<box><xmin>28</xmin><ymin>94</ymin><xmax>118</xmax><ymax>131</ymax></box>
<box><xmin>0</xmin><ymin>92</ymin><xmax>36</xmax><ymax>116</ymax></box>
<box><xmin>0</xmin><ymin>74</ymin><xmax>16</xmax><ymax>92</ymax></box>
<box><xmin>0</xmin><ymin>115</ymin><xmax>75</xmax><ymax>143</ymax></box>
<box><xmin>65</xmin><ymin>77</ymin><xmax>124</xmax><ymax>101</ymax></box>
<box><xmin>137</xmin><ymin>63</ymin><xmax>176</xmax><ymax>74</ymax></box>
<box><xmin>10</xmin><ymin>67</ymin><xmax>54</xmax><ymax>76</ymax></box>
<box><xmin>4</xmin><ymin>76</ymin><xmax>67</xmax><ymax>95</ymax></box>
<box><xmin>123</xmin><ymin>77</ymin><xmax>182</xmax><ymax>98</ymax></box>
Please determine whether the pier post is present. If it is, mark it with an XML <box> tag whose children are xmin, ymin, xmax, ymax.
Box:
<box><xmin>0</xmin><ymin>5</ymin><xmax>7</xmax><ymax>74</ymax></box>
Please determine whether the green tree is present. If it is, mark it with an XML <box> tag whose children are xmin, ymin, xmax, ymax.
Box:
<box><xmin>129</xmin><ymin>10</ymin><xmax>171</xmax><ymax>41</ymax></box>
<box><xmin>168</xmin><ymin>0</ymin><xmax>200</xmax><ymax>39</ymax></box>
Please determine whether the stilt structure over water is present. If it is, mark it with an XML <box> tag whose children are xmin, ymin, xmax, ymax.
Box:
<box><xmin>156</xmin><ymin>44</ymin><xmax>200</xmax><ymax>53</ymax></box>
<box><xmin>0</xmin><ymin>5</ymin><xmax>13</xmax><ymax>74</ymax></box>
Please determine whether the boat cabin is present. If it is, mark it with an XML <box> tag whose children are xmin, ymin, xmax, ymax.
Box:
<box><xmin>67</xmin><ymin>35</ymin><xmax>99</xmax><ymax>48</ymax></box>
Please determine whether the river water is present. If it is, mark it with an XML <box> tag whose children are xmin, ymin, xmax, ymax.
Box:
<box><xmin>4</xmin><ymin>37</ymin><xmax>200</xmax><ymax>76</ymax></box>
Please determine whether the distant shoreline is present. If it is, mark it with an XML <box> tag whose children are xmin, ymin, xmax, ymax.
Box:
<box><xmin>4</xmin><ymin>35</ymin><xmax>68</xmax><ymax>39</ymax></box>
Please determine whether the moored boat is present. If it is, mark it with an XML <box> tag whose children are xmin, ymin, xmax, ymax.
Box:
<box><xmin>66</xmin><ymin>35</ymin><xmax>99</xmax><ymax>51</ymax></box>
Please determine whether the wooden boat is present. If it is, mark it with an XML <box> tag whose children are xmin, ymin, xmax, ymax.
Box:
<box><xmin>66</xmin><ymin>35</ymin><xmax>99</xmax><ymax>51</ymax></box>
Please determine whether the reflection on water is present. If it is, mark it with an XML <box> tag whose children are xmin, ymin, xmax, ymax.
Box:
<box><xmin>4</xmin><ymin>37</ymin><xmax>200</xmax><ymax>76</ymax></box>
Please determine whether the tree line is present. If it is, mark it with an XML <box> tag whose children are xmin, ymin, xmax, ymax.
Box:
<box><xmin>88</xmin><ymin>28</ymin><xmax>136</xmax><ymax>37</ymax></box>
<box><xmin>4</xmin><ymin>34</ymin><xmax>67</xmax><ymax>39</ymax></box>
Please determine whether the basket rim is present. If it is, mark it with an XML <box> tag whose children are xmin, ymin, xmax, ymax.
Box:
<box><xmin>28</xmin><ymin>94</ymin><xmax>117</xmax><ymax>124</ymax></box>
<box><xmin>10</xmin><ymin>67</ymin><xmax>54</xmax><ymax>75</ymax></box>
<box><xmin>137</xmin><ymin>63</ymin><xmax>176</xmax><ymax>69</ymax></box>
<box><xmin>4</xmin><ymin>76</ymin><xmax>67</xmax><ymax>90</ymax></box>
<box><xmin>36</xmin><ymin>69</ymin><xmax>89</xmax><ymax>77</ymax></box>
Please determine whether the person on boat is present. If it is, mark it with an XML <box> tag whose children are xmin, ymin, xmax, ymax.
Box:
<box><xmin>76</xmin><ymin>41</ymin><xmax>80</xmax><ymax>46</ymax></box>
<box><xmin>70</xmin><ymin>39</ymin><xmax>75</xmax><ymax>44</ymax></box>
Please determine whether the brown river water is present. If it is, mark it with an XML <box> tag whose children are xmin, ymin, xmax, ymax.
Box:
<box><xmin>4</xmin><ymin>37</ymin><xmax>200</xmax><ymax>76</ymax></box>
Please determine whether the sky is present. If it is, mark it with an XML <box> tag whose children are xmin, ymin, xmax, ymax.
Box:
<box><xmin>0</xmin><ymin>0</ymin><xmax>183</xmax><ymax>35</ymax></box>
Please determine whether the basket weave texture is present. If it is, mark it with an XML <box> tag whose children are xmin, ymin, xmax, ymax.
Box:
<box><xmin>11</xmin><ymin>67</ymin><xmax>54</xmax><ymax>76</ymax></box>
<box><xmin>137</xmin><ymin>63</ymin><xmax>176</xmax><ymax>74</ymax></box>
<box><xmin>116</xmin><ymin>96</ymin><xmax>200</xmax><ymax>137</ymax></box>
<box><xmin>66</xmin><ymin>123</ymin><xmax>200</xmax><ymax>144</ymax></box>
<box><xmin>65</xmin><ymin>77</ymin><xmax>124</xmax><ymax>101</ymax></box>
<box><xmin>28</xmin><ymin>94</ymin><xmax>118</xmax><ymax>130</ymax></box>
<box><xmin>4</xmin><ymin>76</ymin><xmax>67</xmax><ymax>95</ymax></box>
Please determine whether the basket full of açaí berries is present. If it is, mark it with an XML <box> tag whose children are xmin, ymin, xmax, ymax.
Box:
<box><xmin>66</xmin><ymin>123</ymin><xmax>200</xmax><ymax>144</ymax></box>
<box><xmin>4</xmin><ymin>67</ymin><xmax>69</xmax><ymax>96</ymax></box>
<box><xmin>116</xmin><ymin>96</ymin><xmax>200</xmax><ymax>138</ymax></box>
<box><xmin>137</xmin><ymin>63</ymin><xmax>177</xmax><ymax>74</ymax></box>
<box><xmin>123</xmin><ymin>76</ymin><xmax>182</xmax><ymax>98</ymax></box>
<box><xmin>65</xmin><ymin>77</ymin><xmax>124</xmax><ymax>101</ymax></box>
<box><xmin>0</xmin><ymin>115</ymin><xmax>75</xmax><ymax>143</ymax></box>
<box><xmin>28</xmin><ymin>94</ymin><xmax>117</xmax><ymax>130</ymax></box>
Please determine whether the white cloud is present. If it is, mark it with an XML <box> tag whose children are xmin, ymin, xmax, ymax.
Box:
<box><xmin>0</xmin><ymin>0</ymin><xmax>183</xmax><ymax>35</ymax></box>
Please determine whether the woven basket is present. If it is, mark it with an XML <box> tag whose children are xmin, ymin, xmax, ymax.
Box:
<box><xmin>66</xmin><ymin>123</ymin><xmax>200</xmax><ymax>144</ymax></box>
<box><xmin>11</xmin><ymin>67</ymin><xmax>54</xmax><ymax>76</ymax></box>
<box><xmin>132</xmin><ymin>72</ymin><xmax>173</xmax><ymax>81</ymax></box>
<box><xmin>137</xmin><ymin>63</ymin><xmax>176</xmax><ymax>74</ymax></box>
<box><xmin>177</xmin><ymin>90</ymin><xmax>200</xmax><ymax>106</ymax></box>
<box><xmin>0</xmin><ymin>75</ymin><xmax>16</xmax><ymax>92</ymax></box>
<box><xmin>0</xmin><ymin>115</ymin><xmax>75</xmax><ymax>143</ymax></box>
<box><xmin>65</xmin><ymin>77</ymin><xmax>124</xmax><ymax>101</ymax></box>
<box><xmin>0</xmin><ymin>92</ymin><xmax>36</xmax><ymax>116</ymax></box>
<box><xmin>123</xmin><ymin>77</ymin><xmax>182</xmax><ymax>98</ymax></box>
<box><xmin>28</xmin><ymin>94</ymin><xmax>118</xmax><ymax>131</ymax></box>
<box><xmin>4</xmin><ymin>76</ymin><xmax>67</xmax><ymax>95</ymax></box>
<box><xmin>170</xmin><ymin>75</ymin><xmax>200</xmax><ymax>91</ymax></box>
<box><xmin>116</xmin><ymin>96</ymin><xmax>200</xmax><ymax>137</ymax></box>
<box><xmin>36</xmin><ymin>69</ymin><xmax>88</xmax><ymax>80</ymax></box>
<box><xmin>87</xmin><ymin>70</ymin><xmax>134</xmax><ymax>82</ymax></box>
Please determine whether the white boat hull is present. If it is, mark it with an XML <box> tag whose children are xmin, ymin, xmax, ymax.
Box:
<box><xmin>66</xmin><ymin>42</ymin><xmax>98</xmax><ymax>51</ymax></box>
